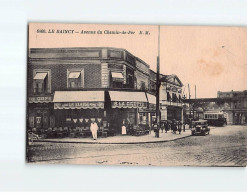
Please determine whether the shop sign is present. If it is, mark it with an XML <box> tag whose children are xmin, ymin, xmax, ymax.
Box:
<box><xmin>112</xmin><ymin>101</ymin><xmax>147</xmax><ymax>109</ymax></box>
<box><xmin>29</xmin><ymin>96</ymin><xmax>53</xmax><ymax>103</ymax></box>
<box><xmin>54</xmin><ymin>102</ymin><xmax>104</xmax><ymax>109</ymax></box>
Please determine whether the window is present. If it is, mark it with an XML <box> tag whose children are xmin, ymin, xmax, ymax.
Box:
<box><xmin>33</xmin><ymin>72</ymin><xmax>48</xmax><ymax>94</ymax></box>
<box><xmin>167</xmin><ymin>92</ymin><xmax>171</xmax><ymax>101</ymax></box>
<box><xmin>172</xmin><ymin>93</ymin><xmax>177</xmax><ymax>102</ymax></box>
<box><xmin>111</xmin><ymin>71</ymin><xmax>124</xmax><ymax>88</ymax></box>
<box><xmin>67</xmin><ymin>70</ymin><xmax>84</xmax><ymax>89</ymax></box>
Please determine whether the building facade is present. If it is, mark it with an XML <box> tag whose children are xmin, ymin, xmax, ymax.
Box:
<box><xmin>159</xmin><ymin>74</ymin><xmax>184</xmax><ymax>121</ymax></box>
<box><xmin>27</xmin><ymin>47</ymin><xmax>159</xmax><ymax>134</ymax></box>
<box><xmin>217</xmin><ymin>90</ymin><xmax>247</xmax><ymax>125</ymax></box>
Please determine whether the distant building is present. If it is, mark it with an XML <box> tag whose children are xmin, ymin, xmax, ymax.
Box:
<box><xmin>159</xmin><ymin>74</ymin><xmax>184</xmax><ymax>121</ymax></box>
<box><xmin>217</xmin><ymin>90</ymin><xmax>247</xmax><ymax>125</ymax></box>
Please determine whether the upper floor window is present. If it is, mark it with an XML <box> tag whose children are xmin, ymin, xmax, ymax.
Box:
<box><xmin>172</xmin><ymin>93</ymin><xmax>178</xmax><ymax>102</ymax></box>
<box><xmin>67</xmin><ymin>69</ymin><xmax>84</xmax><ymax>89</ymax></box>
<box><xmin>110</xmin><ymin>71</ymin><xmax>124</xmax><ymax>88</ymax></box>
<box><xmin>140</xmin><ymin>81</ymin><xmax>146</xmax><ymax>90</ymax></box>
<box><xmin>33</xmin><ymin>70</ymin><xmax>51</xmax><ymax>94</ymax></box>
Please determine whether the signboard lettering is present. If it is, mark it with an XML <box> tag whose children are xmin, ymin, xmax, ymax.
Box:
<box><xmin>112</xmin><ymin>101</ymin><xmax>147</xmax><ymax>109</ymax></box>
<box><xmin>54</xmin><ymin>102</ymin><xmax>104</xmax><ymax>109</ymax></box>
<box><xmin>29</xmin><ymin>96</ymin><xmax>53</xmax><ymax>103</ymax></box>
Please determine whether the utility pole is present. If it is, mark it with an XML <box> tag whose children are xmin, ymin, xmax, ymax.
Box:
<box><xmin>195</xmin><ymin>85</ymin><xmax>197</xmax><ymax>99</ymax></box>
<box><xmin>188</xmin><ymin>84</ymin><xmax>191</xmax><ymax>118</ymax></box>
<box><xmin>155</xmin><ymin>25</ymin><xmax>160</xmax><ymax>138</ymax></box>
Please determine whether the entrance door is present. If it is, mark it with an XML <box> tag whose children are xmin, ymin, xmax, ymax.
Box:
<box><xmin>110</xmin><ymin>109</ymin><xmax>126</xmax><ymax>134</ymax></box>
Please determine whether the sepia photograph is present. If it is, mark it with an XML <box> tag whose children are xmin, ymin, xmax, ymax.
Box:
<box><xmin>26</xmin><ymin>23</ymin><xmax>247</xmax><ymax>166</ymax></box>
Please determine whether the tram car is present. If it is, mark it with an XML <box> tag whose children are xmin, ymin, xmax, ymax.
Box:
<box><xmin>203</xmin><ymin>111</ymin><xmax>227</xmax><ymax>126</ymax></box>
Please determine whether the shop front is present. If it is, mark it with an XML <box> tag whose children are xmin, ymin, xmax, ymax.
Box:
<box><xmin>139</xmin><ymin>93</ymin><xmax>156</xmax><ymax>129</ymax></box>
<box><xmin>28</xmin><ymin>96</ymin><xmax>54</xmax><ymax>130</ymax></box>
<box><xmin>108</xmin><ymin>91</ymin><xmax>148</xmax><ymax>134</ymax></box>
<box><xmin>53</xmin><ymin>91</ymin><xmax>105</xmax><ymax>129</ymax></box>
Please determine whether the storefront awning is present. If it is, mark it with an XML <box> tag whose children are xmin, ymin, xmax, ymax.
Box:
<box><xmin>53</xmin><ymin>91</ymin><xmax>104</xmax><ymax>109</ymax></box>
<box><xmin>33</xmin><ymin>72</ymin><xmax>47</xmax><ymax>80</ymax></box>
<box><xmin>68</xmin><ymin>72</ymin><xmax>81</xmax><ymax>79</ymax></box>
<box><xmin>109</xmin><ymin>91</ymin><xmax>148</xmax><ymax>109</ymax></box>
<box><xmin>147</xmin><ymin>93</ymin><xmax>156</xmax><ymax>105</ymax></box>
<box><xmin>111</xmin><ymin>72</ymin><xmax>124</xmax><ymax>81</ymax></box>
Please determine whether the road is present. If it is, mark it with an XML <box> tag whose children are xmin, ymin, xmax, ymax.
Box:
<box><xmin>28</xmin><ymin>125</ymin><xmax>247</xmax><ymax>166</ymax></box>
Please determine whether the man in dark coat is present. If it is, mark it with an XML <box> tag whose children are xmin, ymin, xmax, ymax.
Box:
<box><xmin>178</xmin><ymin>121</ymin><xmax>182</xmax><ymax>134</ymax></box>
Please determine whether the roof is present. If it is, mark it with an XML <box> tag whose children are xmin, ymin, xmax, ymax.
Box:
<box><xmin>160</xmin><ymin>74</ymin><xmax>183</xmax><ymax>87</ymax></box>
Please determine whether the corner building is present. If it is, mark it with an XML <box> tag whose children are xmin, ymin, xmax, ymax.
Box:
<box><xmin>27</xmin><ymin>47</ymin><xmax>157</xmax><ymax>134</ymax></box>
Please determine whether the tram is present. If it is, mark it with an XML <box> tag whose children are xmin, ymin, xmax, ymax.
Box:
<box><xmin>203</xmin><ymin>111</ymin><xmax>227</xmax><ymax>126</ymax></box>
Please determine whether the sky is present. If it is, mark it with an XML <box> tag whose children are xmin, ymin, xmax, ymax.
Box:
<box><xmin>29</xmin><ymin>23</ymin><xmax>247</xmax><ymax>98</ymax></box>
<box><xmin>160</xmin><ymin>26</ymin><xmax>247</xmax><ymax>98</ymax></box>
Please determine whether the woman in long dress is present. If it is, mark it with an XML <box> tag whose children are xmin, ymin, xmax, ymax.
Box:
<box><xmin>121</xmin><ymin>119</ymin><xmax>127</xmax><ymax>135</ymax></box>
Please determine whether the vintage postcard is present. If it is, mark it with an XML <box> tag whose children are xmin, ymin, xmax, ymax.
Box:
<box><xmin>26</xmin><ymin>23</ymin><xmax>247</xmax><ymax>166</ymax></box>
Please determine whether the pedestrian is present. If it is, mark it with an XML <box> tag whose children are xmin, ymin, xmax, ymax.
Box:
<box><xmin>183</xmin><ymin>122</ymin><xmax>186</xmax><ymax>132</ymax></box>
<box><xmin>173</xmin><ymin>121</ymin><xmax>177</xmax><ymax>134</ymax></box>
<box><xmin>90</xmin><ymin>120</ymin><xmax>99</xmax><ymax>140</ymax></box>
<box><xmin>121</xmin><ymin>119</ymin><xmax>127</xmax><ymax>135</ymax></box>
<box><xmin>161</xmin><ymin>122</ymin><xmax>164</xmax><ymax>133</ymax></box>
<box><xmin>153</xmin><ymin>119</ymin><xmax>159</xmax><ymax>138</ymax></box>
<box><xmin>165</xmin><ymin>121</ymin><xmax>169</xmax><ymax>133</ymax></box>
<box><xmin>178</xmin><ymin>121</ymin><xmax>182</xmax><ymax>134</ymax></box>
<box><xmin>189</xmin><ymin>119</ymin><xmax>192</xmax><ymax>130</ymax></box>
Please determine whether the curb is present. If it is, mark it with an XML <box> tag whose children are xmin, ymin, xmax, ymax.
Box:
<box><xmin>35</xmin><ymin>134</ymin><xmax>191</xmax><ymax>145</ymax></box>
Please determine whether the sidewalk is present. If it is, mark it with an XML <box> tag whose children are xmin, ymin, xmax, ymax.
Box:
<box><xmin>36</xmin><ymin>129</ymin><xmax>191</xmax><ymax>144</ymax></box>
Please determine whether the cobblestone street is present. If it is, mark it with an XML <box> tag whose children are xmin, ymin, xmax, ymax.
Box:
<box><xmin>28</xmin><ymin>125</ymin><xmax>247</xmax><ymax>166</ymax></box>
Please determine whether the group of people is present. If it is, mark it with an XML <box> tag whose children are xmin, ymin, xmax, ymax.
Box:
<box><xmin>161</xmin><ymin>120</ymin><xmax>186</xmax><ymax>134</ymax></box>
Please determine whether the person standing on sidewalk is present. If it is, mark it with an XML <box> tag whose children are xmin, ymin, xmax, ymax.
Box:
<box><xmin>90</xmin><ymin>120</ymin><xmax>98</xmax><ymax>140</ymax></box>
<box><xmin>178</xmin><ymin>121</ymin><xmax>182</xmax><ymax>134</ymax></box>
<box><xmin>121</xmin><ymin>119</ymin><xmax>127</xmax><ymax>135</ymax></box>
<box><xmin>183</xmin><ymin>121</ymin><xmax>186</xmax><ymax>132</ymax></box>
<box><xmin>153</xmin><ymin>119</ymin><xmax>159</xmax><ymax>138</ymax></box>
<box><xmin>164</xmin><ymin>121</ymin><xmax>169</xmax><ymax>133</ymax></box>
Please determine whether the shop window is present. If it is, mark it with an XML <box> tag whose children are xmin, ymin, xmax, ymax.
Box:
<box><xmin>33</xmin><ymin>72</ymin><xmax>48</xmax><ymax>94</ymax></box>
<box><xmin>67</xmin><ymin>70</ymin><xmax>84</xmax><ymax>89</ymax></box>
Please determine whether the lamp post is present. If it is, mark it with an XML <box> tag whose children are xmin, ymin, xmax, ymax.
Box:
<box><xmin>155</xmin><ymin>25</ymin><xmax>160</xmax><ymax>138</ymax></box>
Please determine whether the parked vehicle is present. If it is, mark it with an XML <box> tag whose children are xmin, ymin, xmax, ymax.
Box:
<box><xmin>191</xmin><ymin>120</ymin><xmax>210</xmax><ymax>136</ymax></box>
